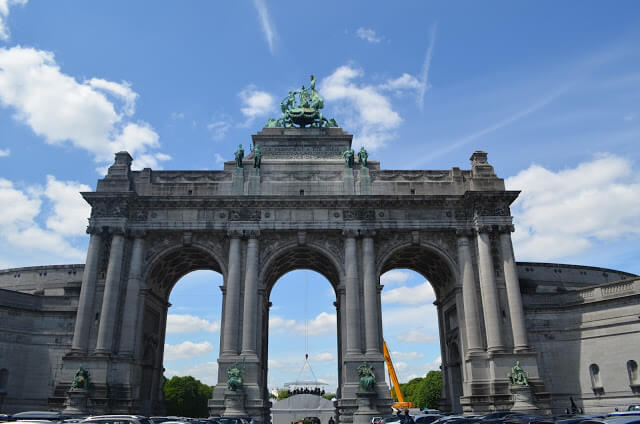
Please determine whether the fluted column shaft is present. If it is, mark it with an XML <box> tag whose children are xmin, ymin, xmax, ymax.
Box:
<box><xmin>457</xmin><ymin>234</ymin><xmax>483</xmax><ymax>352</ymax></box>
<box><xmin>241</xmin><ymin>235</ymin><xmax>259</xmax><ymax>355</ymax></box>
<box><xmin>72</xmin><ymin>231</ymin><xmax>102</xmax><ymax>352</ymax></box>
<box><xmin>500</xmin><ymin>229</ymin><xmax>529</xmax><ymax>350</ymax></box>
<box><xmin>118</xmin><ymin>234</ymin><xmax>145</xmax><ymax>355</ymax></box>
<box><xmin>96</xmin><ymin>232</ymin><xmax>126</xmax><ymax>353</ymax></box>
<box><xmin>475</xmin><ymin>228</ymin><xmax>504</xmax><ymax>351</ymax></box>
<box><xmin>362</xmin><ymin>234</ymin><xmax>379</xmax><ymax>354</ymax></box>
<box><xmin>344</xmin><ymin>233</ymin><xmax>362</xmax><ymax>354</ymax></box>
<box><xmin>222</xmin><ymin>234</ymin><xmax>242</xmax><ymax>355</ymax></box>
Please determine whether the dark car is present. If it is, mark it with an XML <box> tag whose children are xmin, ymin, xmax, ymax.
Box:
<box><xmin>11</xmin><ymin>412</ymin><xmax>71</xmax><ymax>422</ymax></box>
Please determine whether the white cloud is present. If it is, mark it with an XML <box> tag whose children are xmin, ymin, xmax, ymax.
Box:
<box><xmin>0</xmin><ymin>148</ymin><xmax>9</xmax><ymax>157</ymax></box>
<box><xmin>269</xmin><ymin>312</ymin><xmax>336</xmax><ymax>336</ymax></box>
<box><xmin>87</xmin><ymin>78</ymin><xmax>137</xmax><ymax>116</ymax></box>
<box><xmin>0</xmin><ymin>0</ymin><xmax>27</xmax><ymax>41</ymax></box>
<box><xmin>0</xmin><ymin>176</ymin><xmax>88</xmax><ymax>266</ymax></box>
<box><xmin>208</xmin><ymin>119</ymin><xmax>232</xmax><ymax>140</ymax></box>
<box><xmin>238</xmin><ymin>85</ymin><xmax>275</xmax><ymax>125</ymax></box>
<box><xmin>356</xmin><ymin>27</ymin><xmax>383</xmax><ymax>44</ymax></box>
<box><xmin>390</xmin><ymin>351</ymin><xmax>424</xmax><ymax>361</ymax></box>
<box><xmin>253</xmin><ymin>0</ymin><xmax>276</xmax><ymax>54</ymax></box>
<box><xmin>397</xmin><ymin>329</ymin><xmax>438</xmax><ymax>344</ymax></box>
<box><xmin>170</xmin><ymin>111</ymin><xmax>184</xmax><ymax>120</ymax></box>
<box><xmin>184</xmin><ymin>361</ymin><xmax>218</xmax><ymax>386</ymax></box>
<box><xmin>310</xmin><ymin>352</ymin><xmax>334</xmax><ymax>362</ymax></box>
<box><xmin>382</xmin><ymin>282</ymin><xmax>435</xmax><ymax>305</ymax></box>
<box><xmin>164</xmin><ymin>341</ymin><xmax>213</xmax><ymax>360</ymax></box>
<box><xmin>214</xmin><ymin>153</ymin><xmax>225</xmax><ymax>164</ymax></box>
<box><xmin>43</xmin><ymin>175</ymin><xmax>91</xmax><ymax>236</ymax></box>
<box><xmin>379</xmin><ymin>73</ymin><xmax>422</xmax><ymax>93</ymax></box>
<box><xmin>166</xmin><ymin>314</ymin><xmax>220</xmax><ymax>334</ymax></box>
<box><xmin>319</xmin><ymin>65</ymin><xmax>402</xmax><ymax>149</ymax></box>
<box><xmin>507</xmin><ymin>154</ymin><xmax>640</xmax><ymax>261</ymax></box>
<box><xmin>380</xmin><ymin>270</ymin><xmax>411</xmax><ymax>286</ymax></box>
<box><xmin>0</xmin><ymin>46</ymin><xmax>168</xmax><ymax>171</ymax></box>
<box><xmin>383</xmin><ymin>304</ymin><xmax>438</xmax><ymax>329</ymax></box>
<box><xmin>417</xmin><ymin>23</ymin><xmax>437</xmax><ymax>110</ymax></box>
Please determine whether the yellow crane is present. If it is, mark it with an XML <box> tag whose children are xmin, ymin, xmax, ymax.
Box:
<box><xmin>383</xmin><ymin>340</ymin><xmax>415</xmax><ymax>411</ymax></box>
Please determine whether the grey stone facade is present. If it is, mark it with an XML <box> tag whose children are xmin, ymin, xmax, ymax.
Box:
<box><xmin>0</xmin><ymin>128</ymin><xmax>638</xmax><ymax>417</ymax></box>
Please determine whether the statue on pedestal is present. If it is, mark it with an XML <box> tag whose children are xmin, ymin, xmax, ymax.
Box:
<box><xmin>357</xmin><ymin>362</ymin><xmax>376</xmax><ymax>392</ymax></box>
<box><xmin>358</xmin><ymin>147</ymin><xmax>369</xmax><ymax>168</ymax></box>
<box><xmin>70</xmin><ymin>366</ymin><xmax>90</xmax><ymax>390</ymax></box>
<box><xmin>343</xmin><ymin>147</ymin><xmax>355</xmax><ymax>168</ymax></box>
<box><xmin>253</xmin><ymin>145</ymin><xmax>262</xmax><ymax>169</ymax></box>
<box><xmin>508</xmin><ymin>361</ymin><xmax>529</xmax><ymax>386</ymax></box>
<box><xmin>234</xmin><ymin>145</ymin><xmax>245</xmax><ymax>168</ymax></box>
<box><xmin>227</xmin><ymin>361</ymin><xmax>245</xmax><ymax>392</ymax></box>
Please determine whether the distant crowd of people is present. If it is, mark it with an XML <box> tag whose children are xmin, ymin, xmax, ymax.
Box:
<box><xmin>290</xmin><ymin>387</ymin><xmax>326</xmax><ymax>396</ymax></box>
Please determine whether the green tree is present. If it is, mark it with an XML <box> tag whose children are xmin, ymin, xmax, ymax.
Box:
<box><xmin>397</xmin><ymin>370</ymin><xmax>442</xmax><ymax>409</ymax></box>
<box><xmin>277</xmin><ymin>389</ymin><xmax>291</xmax><ymax>401</ymax></box>
<box><xmin>322</xmin><ymin>393</ymin><xmax>336</xmax><ymax>401</ymax></box>
<box><xmin>163</xmin><ymin>375</ymin><xmax>213</xmax><ymax>417</ymax></box>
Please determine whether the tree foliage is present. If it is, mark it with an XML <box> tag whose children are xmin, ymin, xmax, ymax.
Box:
<box><xmin>163</xmin><ymin>375</ymin><xmax>213</xmax><ymax>417</ymax></box>
<box><xmin>322</xmin><ymin>393</ymin><xmax>336</xmax><ymax>401</ymax></box>
<box><xmin>277</xmin><ymin>389</ymin><xmax>291</xmax><ymax>401</ymax></box>
<box><xmin>396</xmin><ymin>371</ymin><xmax>442</xmax><ymax>409</ymax></box>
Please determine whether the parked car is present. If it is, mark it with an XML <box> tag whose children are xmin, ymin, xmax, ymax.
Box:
<box><xmin>414</xmin><ymin>414</ymin><xmax>443</xmax><ymax>424</ymax></box>
<box><xmin>11</xmin><ymin>412</ymin><xmax>72</xmax><ymax>422</ymax></box>
<box><xmin>81</xmin><ymin>415</ymin><xmax>153</xmax><ymax>424</ymax></box>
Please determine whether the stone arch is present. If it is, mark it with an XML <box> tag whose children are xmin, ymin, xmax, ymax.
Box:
<box><xmin>377</xmin><ymin>240</ymin><xmax>459</xmax><ymax>295</ymax></box>
<box><xmin>143</xmin><ymin>241</ymin><xmax>227</xmax><ymax>298</ymax></box>
<box><xmin>261</xmin><ymin>241</ymin><xmax>343</xmax><ymax>296</ymax></box>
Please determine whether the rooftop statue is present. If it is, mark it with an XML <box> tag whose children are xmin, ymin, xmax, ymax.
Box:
<box><xmin>266</xmin><ymin>75</ymin><xmax>339</xmax><ymax>128</ymax></box>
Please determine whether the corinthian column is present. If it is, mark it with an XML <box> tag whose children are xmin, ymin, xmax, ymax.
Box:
<box><xmin>344</xmin><ymin>229</ymin><xmax>362</xmax><ymax>355</ymax></box>
<box><xmin>118</xmin><ymin>232</ymin><xmax>146</xmax><ymax>356</ymax></box>
<box><xmin>499</xmin><ymin>226</ymin><xmax>529</xmax><ymax>351</ymax></box>
<box><xmin>362</xmin><ymin>231</ymin><xmax>380</xmax><ymax>355</ymax></box>
<box><xmin>222</xmin><ymin>231</ymin><xmax>242</xmax><ymax>355</ymax></box>
<box><xmin>457</xmin><ymin>231</ymin><xmax>483</xmax><ymax>353</ymax></box>
<box><xmin>241</xmin><ymin>231</ymin><xmax>260</xmax><ymax>355</ymax></box>
<box><xmin>95</xmin><ymin>229</ymin><xmax>126</xmax><ymax>353</ymax></box>
<box><xmin>72</xmin><ymin>227</ymin><xmax>102</xmax><ymax>352</ymax></box>
<box><xmin>475</xmin><ymin>226</ymin><xmax>504</xmax><ymax>352</ymax></box>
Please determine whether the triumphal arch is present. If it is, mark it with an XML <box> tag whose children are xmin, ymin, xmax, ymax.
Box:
<box><xmin>56</xmin><ymin>78</ymin><xmax>547</xmax><ymax>420</ymax></box>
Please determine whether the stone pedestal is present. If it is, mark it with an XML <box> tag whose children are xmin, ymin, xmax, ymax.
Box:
<box><xmin>510</xmin><ymin>386</ymin><xmax>536</xmax><ymax>412</ymax></box>
<box><xmin>343</xmin><ymin>168</ymin><xmax>355</xmax><ymax>194</ymax></box>
<box><xmin>232</xmin><ymin>168</ymin><xmax>245</xmax><ymax>195</ymax></box>
<box><xmin>223</xmin><ymin>390</ymin><xmax>248</xmax><ymax>417</ymax></box>
<box><xmin>63</xmin><ymin>388</ymin><xmax>90</xmax><ymax>415</ymax></box>
<box><xmin>248</xmin><ymin>168</ymin><xmax>261</xmax><ymax>195</ymax></box>
<box><xmin>353</xmin><ymin>392</ymin><xmax>379</xmax><ymax>424</ymax></box>
<box><xmin>359</xmin><ymin>168</ymin><xmax>370</xmax><ymax>194</ymax></box>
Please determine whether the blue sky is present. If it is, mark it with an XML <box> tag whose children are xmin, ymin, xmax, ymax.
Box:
<box><xmin>1</xmin><ymin>1</ymin><xmax>640</xmax><ymax>391</ymax></box>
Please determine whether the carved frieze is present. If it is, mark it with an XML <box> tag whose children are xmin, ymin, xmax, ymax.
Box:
<box><xmin>343</xmin><ymin>209</ymin><xmax>375</xmax><ymax>221</ymax></box>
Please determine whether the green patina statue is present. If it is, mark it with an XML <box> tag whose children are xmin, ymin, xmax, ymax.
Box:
<box><xmin>71</xmin><ymin>366</ymin><xmax>90</xmax><ymax>390</ymax></box>
<box><xmin>266</xmin><ymin>75</ymin><xmax>339</xmax><ymax>128</ymax></box>
<box><xmin>227</xmin><ymin>360</ymin><xmax>245</xmax><ymax>392</ymax></box>
<box><xmin>358</xmin><ymin>147</ymin><xmax>369</xmax><ymax>168</ymax></box>
<box><xmin>507</xmin><ymin>360</ymin><xmax>529</xmax><ymax>386</ymax></box>
<box><xmin>343</xmin><ymin>147</ymin><xmax>355</xmax><ymax>168</ymax></box>
<box><xmin>357</xmin><ymin>362</ymin><xmax>376</xmax><ymax>392</ymax></box>
<box><xmin>234</xmin><ymin>144</ymin><xmax>244</xmax><ymax>168</ymax></box>
<box><xmin>254</xmin><ymin>144</ymin><xmax>262</xmax><ymax>168</ymax></box>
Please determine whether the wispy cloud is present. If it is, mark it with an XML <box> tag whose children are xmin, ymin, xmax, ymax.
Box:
<box><xmin>356</xmin><ymin>27</ymin><xmax>383</xmax><ymax>44</ymax></box>
<box><xmin>417</xmin><ymin>23</ymin><xmax>437</xmax><ymax>110</ymax></box>
<box><xmin>0</xmin><ymin>148</ymin><xmax>9</xmax><ymax>157</ymax></box>
<box><xmin>0</xmin><ymin>0</ymin><xmax>27</xmax><ymax>41</ymax></box>
<box><xmin>411</xmin><ymin>84</ymin><xmax>570</xmax><ymax>167</ymax></box>
<box><xmin>253</xmin><ymin>0</ymin><xmax>276</xmax><ymax>54</ymax></box>
<box><xmin>238</xmin><ymin>84</ymin><xmax>276</xmax><ymax>126</ymax></box>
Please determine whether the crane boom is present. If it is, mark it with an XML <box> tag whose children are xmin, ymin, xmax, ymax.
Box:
<box><xmin>383</xmin><ymin>340</ymin><xmax>414</xmax><ymax>410</ymax></box>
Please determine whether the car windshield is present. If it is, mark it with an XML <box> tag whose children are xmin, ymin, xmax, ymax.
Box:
<box><xmin>82</xmin><ymin>420</ymin><xmax>137</xmax><ymax>424</ymax></box>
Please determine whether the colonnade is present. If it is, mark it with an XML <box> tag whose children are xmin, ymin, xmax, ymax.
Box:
<box><xmin>456</xmin><ymin>225</ymin><xmax>528</xmax><ymax>355</ymax></box>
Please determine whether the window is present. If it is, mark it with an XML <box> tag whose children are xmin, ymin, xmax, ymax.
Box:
<box><xmin>628</xmin><ymin>360</ymin><xmax>640</xmax><ymax>394</ymax></box>
<box><xmin>589</xmin><ymin>363</ymin><xmax>603</xmax><ymax>395</ymax></box>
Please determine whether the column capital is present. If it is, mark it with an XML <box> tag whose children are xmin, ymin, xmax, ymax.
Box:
<box><xmin>227</xmin><ymin>229</ymin><xmax>244</xmax><ymax>239</ymax></box>
<box><xmin>475</xmin><ymin>224</ymin><xmax>493</xmax><ymax>234</ymax></box>
<box><xmin>130</xmin><ymin>229</ymin><xmax>147</xmax><ymax>239</ymax></box>
<box><xmin>497</xmin><ymin>224</ymin><xmax>515</xmax><ymax>234</ymax></box>
<box><xmin>335</xmin><ymin>285</ymin><xmax>346</xmax><ymax>296</ymax></box>
<box><xmin>246</xmin><ymin>229</ymin><xmax>261</xmax><ymax>239</ymax></box>
<box><xmin>107</xmin><ymin>226</ymin><xmax>127</xmax><ymax>236</ymax></box>
<box><xmin>342</xmin><ymin>228</ymin><xmax>359</xmax><ymax>238</ymax></box>
<box><xmin>455</xmin><ymin>228</ymin><xmax>474</xmax><ymax>238</ymax></box>
<box><xmin>361</xmin><ymin>229</ymin><xmax>376</xmax><ymax>238</ymax></box>
<box><xmin>86</xmin><ymin>224</ymin><xmax>102</xmax><ymax>235</ymax></box>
